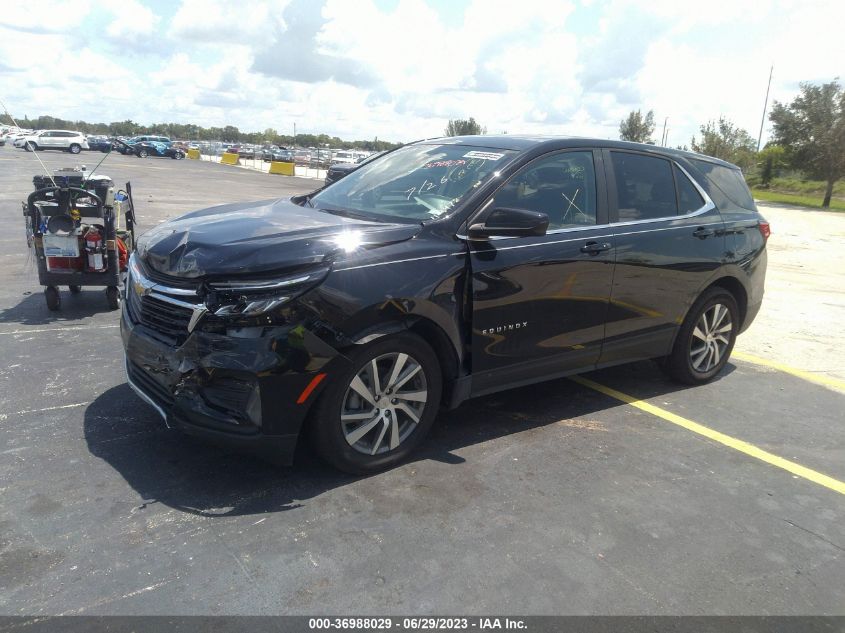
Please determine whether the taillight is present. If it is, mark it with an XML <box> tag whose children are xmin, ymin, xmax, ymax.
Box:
<box><xmin>758</xmin><ymin>221</ymin><xmax>771</xmax><ymax>241</ymax></box>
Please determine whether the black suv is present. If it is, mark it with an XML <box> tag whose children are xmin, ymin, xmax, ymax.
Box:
<box><xmin>122</xmin><ymin>136</ymin><xmax>768</xmax><ymax>473</ymax></box>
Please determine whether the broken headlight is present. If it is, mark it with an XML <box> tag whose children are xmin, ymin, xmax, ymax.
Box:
<box><xmin>204</xmin><ymin>266</ymin><xmax>329</xmax><ymax>323</ymax></box>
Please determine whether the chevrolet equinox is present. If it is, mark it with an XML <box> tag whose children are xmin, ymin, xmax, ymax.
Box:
<box><xmin>122</xmin><ymin>136</ymin><xmax>768</xmax><ymax>473</ymax></box>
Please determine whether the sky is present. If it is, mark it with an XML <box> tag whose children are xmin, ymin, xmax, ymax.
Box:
<box><xmin>0</xmin><ymin>0</ymin><xmax>843</xmax><ymax>146</ymax></box>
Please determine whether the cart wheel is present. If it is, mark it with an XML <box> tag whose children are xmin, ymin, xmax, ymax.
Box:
<box><xmin>45</xmin><ymin>286</ymin><xmax>61</xmax><ymax>311</ymax></box>
<box><xmin>69</xmin><ymin>285</ymin><xmax>81</xmax><ymax>294</ymax></box>
<box><xmin>106</xmin><ymin>286</ymin><xmax>120</xmax><ymax>310</ymax></box>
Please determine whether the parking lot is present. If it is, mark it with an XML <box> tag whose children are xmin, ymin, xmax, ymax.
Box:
<box><xmin>1</xmin><ymin>147</ymin><xmax>843</xmax><ymax>615</ymax></box>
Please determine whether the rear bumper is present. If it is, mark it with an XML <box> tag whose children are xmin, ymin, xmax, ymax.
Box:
<box><xmin>121</xmin><ymin>304</ymin><xmax>349</xmax><ymax>465</ymax></box>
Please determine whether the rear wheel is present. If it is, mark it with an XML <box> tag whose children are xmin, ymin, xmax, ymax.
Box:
<box><xmin>310</xmin><ymin>333</ymin><xmax>442</xmax><ymax>474</ymax></box>
<box><xmin>664</xmin><ymin>287</ymin><xmax>739</xmax><ymax>385</ymax></box>
<box><xmin>68</xmin><ymin>143</ymin><xmax>81</xmax><ymax>154</ymax></box>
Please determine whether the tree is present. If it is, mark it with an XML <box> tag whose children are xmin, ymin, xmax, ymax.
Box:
<box><xmin>757</xmin><ymin>145</ymin><xmax>787</xmax><ymax>187</ymax></box>
<box><xmin>769</xmin><ymin>80</ymin><xmax>845</xmax><ymax>208</ymax></box>
<box><xmin>690</xmin><ymin>116</ymin><xmax>756</xmax><ymax>171</ymax></box>
<box><xmin>619</xmin><ymin>109</ymin><xmax>655</xmax><ymax>143</ymax></box>
<box><xmin>445</xmin><ymin>117</ymin><xmax>484</xmax><ymax>136</ymax></box>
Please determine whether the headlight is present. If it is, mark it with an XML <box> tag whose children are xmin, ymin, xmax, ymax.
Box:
<box><xmin>205</xmin><ymin>266</ymin><xmax>329</xmax><ymax>319</ymax></box>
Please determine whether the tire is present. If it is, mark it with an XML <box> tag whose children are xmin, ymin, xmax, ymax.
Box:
<box><xmin>68</xmin><ymin>143</ymin><xmax>81</xmax><ymax>154</ymax></box>
<box><xmin>44</xmin><ymin>286</ymin><xmax>61</xmax><ymax>311</ymax></box>
<box><xmin>68</xmin><ymin>285</ymin><xmax>81</xmax><ymax>294</ymax></box>
<box><xmin>25</xmin><ymin>142</ymin><xmax>37</xmax><ymax>152</ymax></box>
<box><xmin>137</xmin><ymin>149</ymin><xmax>148</xmax><ymax>158</ymax></box>
<box><xmin>172</xmin><ymin>152</ymin><xmax>184</xmax><ymax>160</ymax></box>
<box><xmin>664</xmin><ymin>287</ymin><xmax>739</xmax><ymax>385</ymax></box>
<box><xmin>309</xmin><ymin>332</ymin><xmax>442</xmax><ymax>474</ymax></box>
<box><xmin>105</xmin><ymin>286</ymin><xmax>120</xmax><ymax>310</ymax></box>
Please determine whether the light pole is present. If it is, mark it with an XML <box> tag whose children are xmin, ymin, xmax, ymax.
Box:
<box><xmin>757</xmin><ymin>65</ymin><xmax>773</xmax><ymax>152</ymax></box>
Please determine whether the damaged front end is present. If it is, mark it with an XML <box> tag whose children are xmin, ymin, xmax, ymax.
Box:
<box><xmin>121</xmin><ymin>254</ymin><xmax>350</xmax><ymax>464</ymax></box>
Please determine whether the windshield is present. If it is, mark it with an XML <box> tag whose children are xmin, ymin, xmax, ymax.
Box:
<box><xmin>311</xmin><ymin>143</ymin><xmax>515</xmax><ymax>222</ymax></box>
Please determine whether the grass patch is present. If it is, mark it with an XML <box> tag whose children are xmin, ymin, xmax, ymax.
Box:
<box><xmin>752</xmin><ymin>189</ymin><xmax>845</xmax><ymax>211</ymax></box>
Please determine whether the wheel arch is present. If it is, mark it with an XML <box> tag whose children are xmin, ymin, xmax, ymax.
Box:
<box><xmin>705</xmin><ymin>276</ymin><xmax>748</xmax><ymax>329</ymax></box>
<box><xmin>667</xmin><ymin>274</ymin><xmax>749</xmax><ymax>355</ymax></box>
<box><xmin>344</xmin><ymin>315</ymin><xmax>462</xmax><ymax>406</ymax></box>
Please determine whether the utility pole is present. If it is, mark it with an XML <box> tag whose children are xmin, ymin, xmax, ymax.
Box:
<box><xmin>757</xmin><ymin>65</ymin><xmax>773</xmax><ymax>152</ymax></box>
<box><xmin>293</xmin><ymin>122</ymin><xmax>297</xmax><ymax>149</ymax></box>
<box><xmin>661</xmin><ymin>117</ymin><xmax>668</xmax><ymax>146</ymax></box>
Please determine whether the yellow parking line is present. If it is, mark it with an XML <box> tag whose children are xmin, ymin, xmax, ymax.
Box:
<box><xmin>570</xmin><ymin>375</ymin><xmax>845</xmax><ymax>496</ymax></box>
<box><xmin>731</xmin><ymin>350</ymin><xmax>845</xmax><ymax>393</ymax></box>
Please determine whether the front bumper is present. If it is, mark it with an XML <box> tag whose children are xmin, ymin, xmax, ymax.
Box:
<box><xmin>121</xmin><ymin>302</ymin><xmax>348</xmax><ymax>465</ymax></box>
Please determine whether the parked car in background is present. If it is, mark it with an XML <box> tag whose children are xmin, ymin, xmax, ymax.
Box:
<box><xmin>238</xmin><ymin>147</ymin><xmax>257</xmax><ymax>159</ymax></box>
<box><xmin>294</xmin><ymin>150</ymin><xmax>312</xmax><ymax>164</ymax></box>
<box><xmin>134</xmin><ymin>141</ymin><xmax>185</xmax><ymax>159</ymax></box>
<box><xmin>332</xmin><ymin>150</ymin><xmax>358</xmax><ymax>165</ymax></box>
<box><xmin>324</xmin><ymin>150</ymin><xmax>388</xmax><ymax>186</ymax></box>
<box><xmin>86</xmin><ymin>135</ymin><xmax>113</xmax><ymax>152</ymax></box>
<box><xmin>17</xmin><ymin>130</ymin><xmax>89</xmax><ymax>154</ymax></box>
<box><xmin>134</xmin><ymin>135</ymin><xmax>171</xmax><ymax>144</ymax></box>
<box><xmin>122</xmin><ymin>135</ymin><xmax>768</xmax><ymax>473</ymax></box>
<box><xmin>263</xmin><ymin>147</ymin><xmax>293</xmax><ymax>162</ymax></box>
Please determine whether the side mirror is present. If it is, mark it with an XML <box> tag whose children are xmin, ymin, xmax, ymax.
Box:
<box><xmin>467</xmin><ymin>207</ymin><xmax>549</xmax><ymax>240</ymax></box>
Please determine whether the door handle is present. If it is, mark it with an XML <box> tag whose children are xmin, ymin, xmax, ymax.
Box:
<box><xmin>693</xmin><ymin>227</ymin><xmax>715</xmax><ymax>239</ymax></box>
<box><xmin>580</xmin><ymin>241</ymin><xmax>612</xmax><ymax>254</ymax></box>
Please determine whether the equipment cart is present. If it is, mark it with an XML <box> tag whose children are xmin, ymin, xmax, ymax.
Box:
<box><xmin>23</xmin><ymin>169</ymin><xmax>137</xmax><ymax>311</ymax></box>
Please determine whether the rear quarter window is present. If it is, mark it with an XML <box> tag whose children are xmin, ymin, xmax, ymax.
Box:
<box><xmin>691</xmin><ymin>159</ymin><xmax>756</xmax><ymax>212</ymax></box>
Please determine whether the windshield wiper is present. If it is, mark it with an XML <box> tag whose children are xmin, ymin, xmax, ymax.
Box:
<box><xmin>315</xmin><ymin>206</ymin><xmax>375</xmax><ymax>221</ymax></box>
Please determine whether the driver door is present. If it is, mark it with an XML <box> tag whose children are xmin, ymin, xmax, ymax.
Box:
<box><xmin>466</xmin><ymin>149</ymin><xmax>616</xmax><ymax>395</ymax></box>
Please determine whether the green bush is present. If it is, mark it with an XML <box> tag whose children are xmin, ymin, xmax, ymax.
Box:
<box><xmin>757</xmin><ymin>177</ymin><xmax>845</xmax><ymax>196</ymax></box>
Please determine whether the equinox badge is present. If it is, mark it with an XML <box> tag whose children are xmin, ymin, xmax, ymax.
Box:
<box><xmin>482</xmin><ymin>322</ymin><xmax>528</xmax><ymax>335</ymax></box>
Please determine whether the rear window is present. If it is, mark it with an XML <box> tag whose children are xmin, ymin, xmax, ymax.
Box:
<box><xmin>674</xmin><ymin>165</ymin><xmax>705</xmax><ymax>214</ymax></box>
<box><xmin>611</xmin><ymin>152</ymin><xmax>677</xmax><ymax>221</ymax></box>
<box><xmin>691</xmin><ymin>159</ymin><xmax>756</xmax><ymax>211</ymax></box>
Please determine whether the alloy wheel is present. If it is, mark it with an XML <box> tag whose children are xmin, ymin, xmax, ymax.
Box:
<box><xmin>341</xmin><ymin>352</ymin><xmax>428</xmax><ymax>455</ymax></box>
<box><xmin>690</xmin><ymin>302</ymin><xmax>733</xmax><ymax>373</ymax></box>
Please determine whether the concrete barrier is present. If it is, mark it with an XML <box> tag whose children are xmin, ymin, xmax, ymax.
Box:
<box><xmin>220</xmin><ymin>152</ymin><xmax>239</xmax><ymax>165</ymax></box>
<box><xmin>268</xmin><ymin>161</ymin><xmax>295</xmax><ymax>176</ymax></box>
<box><xmin>187</xmin><ymin>148</ymin><xmax>200</xmax><ymax>160</ymax></box>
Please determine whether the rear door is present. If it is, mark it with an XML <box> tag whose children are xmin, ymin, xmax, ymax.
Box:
<box><xmin>467</xmin><ymin>149</ymin><xmax>616</xmax><ymax>394</ymax></box>
<box><xmin>38</xmin><ymin>131</ymin><xmax>57</xmax><ymax>148</ymax></box>
<box><xmin>600</xmin><ymin>149</ymin><xmax>727</xmax><ymax>365</ymax></box>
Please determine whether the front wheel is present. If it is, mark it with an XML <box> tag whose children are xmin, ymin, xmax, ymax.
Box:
<box><xmin>309</xmin><ymin>333</ymin><xmax>442</xmax><ymax>474</ymax></box>
<box><xmin>105</xmin><ymin>286</ymin><xmax>120</xmax><ymax>310</ymax></box>
<box><xmin>25</xmin><ymin>142</ymin><xmax>36</xmax><ymax>152</ymax></box>
<box><xmin>137</xmin><ymin>149</ymin><xmax>148</xmax><ymax>158</ymax></box>
<box><xmin>664</xmin><ymin>287</ymin><xmax>739</xmax><ymax>385</ymax></box>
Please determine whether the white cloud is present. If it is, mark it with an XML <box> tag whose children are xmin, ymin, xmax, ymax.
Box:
<box><xmin>0</xmin><ymin>0</ymin><xmax>91</xmax><ymax>33</ymax></box>
<box><xmin>169</xmin><ymin>0</ymin><xmax>284</xmax><ymax>43</ymax></box>
<box><xmin>101</xmin><ymin>0</ymin><xmax>160</xmax><ymax>42</ymax></box>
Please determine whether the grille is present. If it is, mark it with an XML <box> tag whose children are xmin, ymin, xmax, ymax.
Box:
<box><xmin>127</xmin><ymin>361</ymin><xmax>174</xmax><ymax>409</ymax></box>
<box><xmin>127</xmin><ymin>286</ymin><xmax>194</xmax><ymax>346</ymax></box>
<box><xmin>127</xmin><ymin>262</ymin><xmax>203</xmax><ymax>346</ymax></box>
<box><xmin>203</xmin><ymin>378</ymin><xmax>253</xmax><ymax>412</ymax></box>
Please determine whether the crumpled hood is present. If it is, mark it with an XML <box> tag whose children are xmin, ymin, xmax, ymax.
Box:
<box><xmin>136</xmin><ymin>198</ymin><xmax>420</xmax><ymax>278</ymax></box>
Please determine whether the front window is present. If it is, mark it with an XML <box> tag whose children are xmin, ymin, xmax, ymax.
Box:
<box><xmin>311</xmin><ymin>143</ymin><xmax>515</xmax><ymax>223</ymax></box>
